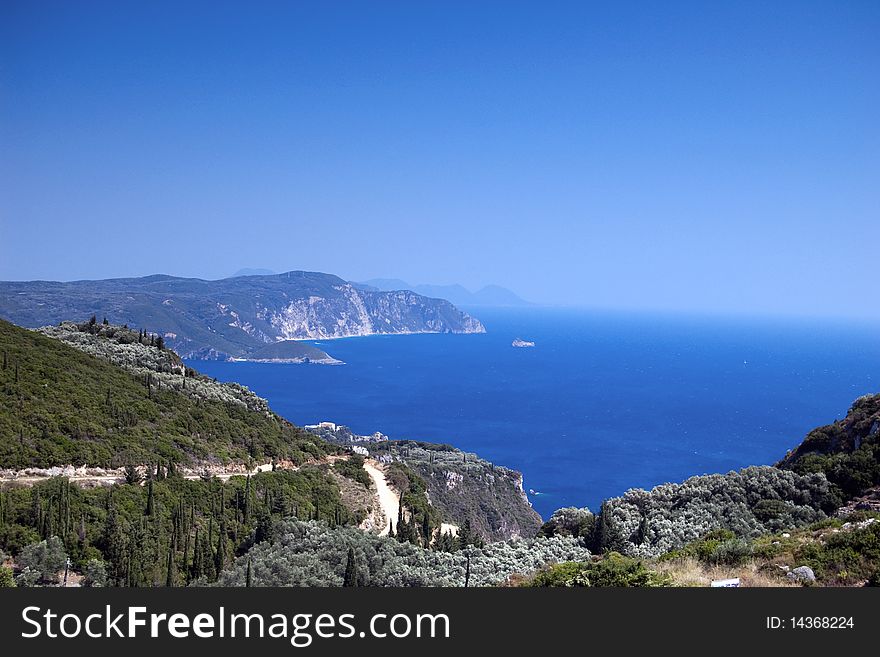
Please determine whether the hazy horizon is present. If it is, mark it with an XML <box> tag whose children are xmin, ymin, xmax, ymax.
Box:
<box><xmin>2</xmin><ymin>2</ymin><xmax>878</xmax><ymax>319</ymax></box>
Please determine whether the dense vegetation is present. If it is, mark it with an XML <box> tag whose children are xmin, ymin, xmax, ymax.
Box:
<box><xmin>539</xmin><ymin>466</ymin><xmax>835</xmax><ymax>558</ymax></box>
<box><xmin>524</xmin><ymin>552</ymin><xmax>671</xmax><ymax>587</ymax></box>
<box><xmin>212</xmin><ymin>519</ymin><xmax>591</xmax><ymax>587</ymax></box>
<box><xmin>778</xmin><ymin>393</ymin><xmax>880</xmax><ymax>502</ymax></box>
<box><xmin>654</xmin><ymin>514</ymin><xmax>880</xmax><ymax>587</ymax></box>
<box><xmin>791</xmin><ymin>516</ymin><xmax>880</xmax><ymax>584</ymax></box>
<box><xmin>333</xmin><ymin>454</ymin><xmax>372</xmax><ymax>489</ymax></box>
<box><xmin>0</xmin><ymin>319</ymin><xmax>337</xmax><ymax>468</ymax></box>
<box><xmin>0</xmin><ymin>468</ymin><xmax>356</xmax><ymax>587</ymax></box>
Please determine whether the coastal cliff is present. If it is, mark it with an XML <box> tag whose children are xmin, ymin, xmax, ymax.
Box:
<box><xmin>306</xmin><ymin>424</ymin><xmax>542</xmax><ymax>541</ymax></box>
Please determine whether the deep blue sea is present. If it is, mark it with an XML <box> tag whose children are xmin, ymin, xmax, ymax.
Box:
<box><xmin>188</xmin><ymin>309</ymin><xmax>880</xmax><ymax>518</ymax></box>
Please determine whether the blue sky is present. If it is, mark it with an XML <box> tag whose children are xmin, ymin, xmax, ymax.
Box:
<box><xmin>1</xmin><ymin>1</ymin><xmax>878</xmax><ymax>317</ymax></box>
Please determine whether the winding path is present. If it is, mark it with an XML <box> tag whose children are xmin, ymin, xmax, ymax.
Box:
<box><xmin>363</xmin><ymin>460</ymin><xmax>400</xmax><ymax>536</ymax></box>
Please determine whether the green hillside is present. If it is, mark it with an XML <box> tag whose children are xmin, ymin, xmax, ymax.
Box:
<box><xmin>778</xmin><ymin>393</ymin><xmax>880</xmax><ymax>501</ymax></box>
<box><xmin>0</xmin><ymin>319</ymin><xmax>336</xmax><ymax>468</ymax></box>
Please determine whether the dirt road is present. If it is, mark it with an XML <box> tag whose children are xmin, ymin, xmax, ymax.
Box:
<box><xmin>362</xmin><ymin>460</ymin><xmax>400</xmax><ymax>536</ymax></box>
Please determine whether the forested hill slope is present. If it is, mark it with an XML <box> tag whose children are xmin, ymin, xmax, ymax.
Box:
<box><xmin>778</xmin><ymin>393</ymin><xmax>880</xmax><ymax>501</ymax></box>
<box><xmin>0</xmin><ymin>271</ymin><xmax>486</xmax><ymax>359</ymax></box>
<box><xmin>0</xmin><ymin>319</ymin><xmax>336</xmax><ymax>469</ymax></box>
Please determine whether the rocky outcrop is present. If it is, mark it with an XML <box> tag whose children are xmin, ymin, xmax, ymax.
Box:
<box><xmin>777</xmin><ymin>393</ymin><xmax>880</xmax><ymax>467</ymax></box>
<box><xmin>266</xmin><ymin>285</ymin><xmax>484</xmax><ymax>341</ymax></box>
<box><xmin>37</xmin><ymin>321</ymin><xmax>270</xmax><ymax>412</ymax></box>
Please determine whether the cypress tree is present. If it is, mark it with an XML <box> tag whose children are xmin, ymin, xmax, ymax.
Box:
<box><xmin>635</xmin><ymin>513</ymin><xmax>649</xmax><ymax>546</ymax></box>
<box><xmin>145</xmin><ymin>478</ymin><xmax>155</xmax><ymax>516</ymax></box>
<box><xmin>102</xmin><ymin>506</ymin><xmax>126</xmax><ymax>586</ymax></box>
<box><xmin>182</xmin><ymin>529</ymin><xmax>191</xmax><ymax>582</ymax></box>
<box><xmin>165</xmin><ymin>541</ymin><xmax>176</xmax><ymax>587</ymax></box>
<box><xmin>458</xmin><ymin>518</ymin><xmax>473</xmax><ymax>550</ymax></box>
<box><xmin>254</xmin><ymin>508</ymin><xmax>272</xmax><ymax>544</ymax></box>
<box><xmin>246</xmin><ymin>558</ymin><xmax>253</xmax><ymax>587</ymax></box>
<box><xmin>203</xmin><ymin>531</ymin><xmax>216</xmax><ymax>581</ymax></box>
<box><xmin>191</xmin><ymin>528</ymin><xmax>203</xmax><ymax>580</ymax></box>
<box><xmin>124</xmin><ymin>464</ymin><xmax>140</xmax><ymax>485</ymax></box>
<box><xmin>30</xmin><ymin>489</ymin><xmax>41</xmax><ymax>535</ymax></box>
<box><xmin>243</xmin><ymin>475</ymin><xmax>251</xmax><ymax>523</ymax></box>
<box><xmin>409</xmin><ymin>512</ymin><xmax>418</xmax><ymax>546</ymax></box>
<box><xmin>594</xmin><ymin>501</ymin><xmax>625</xmax><ymax>553</ymax></box>
<box><xmin>214</xmin><ymin>520</ymin><xmax>226</xmax><ymax>576</ymax></box>
<box><xmin>396</xmin><ymin>502</ymin><xmax>406</xmax><ymax>543</ymax></box>
<box><xmin>343</xmin><ymin>547</ymin><xmax>358</xmax><ymax>587</ymax></box>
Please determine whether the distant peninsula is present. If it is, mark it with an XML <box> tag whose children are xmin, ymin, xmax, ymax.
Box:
<box><xmin>357</xmin><ymin>279</ymin><xmax>532</xmax><ymax>307</ymax></box>
<box><xmin>0</xmin><ymin>270</ymin><xmax>486</xmax><ymax>360</ymax></box>
<box><xmin>239</xmin><ymin>340</ymin><xmax>344</xmax><ymax>365</ymax></box>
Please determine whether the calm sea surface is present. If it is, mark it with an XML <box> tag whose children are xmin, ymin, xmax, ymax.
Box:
<box><xmin>188</xmin><ymin>309</ymin><xmax>880</xmax><ymax>518</ymax></box>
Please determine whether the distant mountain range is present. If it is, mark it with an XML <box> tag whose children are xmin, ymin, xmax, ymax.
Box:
<box><xmin>231</xmin><ymin>267</ymin><xmax>276</xmax><ymax>277</ymax></box>
<box><xmin>357</xmin><ymin>279</ymin><xmax>532</xmax><ymax>307</ymax></box>
<box><xmin>0</xmin><ymin>271</ymin><xmax>485</xmax><ymax>360</ymax></box>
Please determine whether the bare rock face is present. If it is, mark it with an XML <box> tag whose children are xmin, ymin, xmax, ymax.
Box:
<box><xmin>266</xmin><ymin>285</ymin><xmax>484</xmax><ymax>341</ymax></box>
<box><xmin>0</xmin><ymin>271</ymin><xmax>485</xmax><ymax>359</ymax></box>
<box><xmin>786</xmin><ymin>566</ymin><xmax>816</xmax><ymax>584</ymax></box>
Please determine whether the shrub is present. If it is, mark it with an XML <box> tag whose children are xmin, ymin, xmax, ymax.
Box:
<box><xmin>17</xmin><ymin>536</ymin><xmax>67</xmax><ymax>583</ymax></box>
<box><xmin>0</xmin><ymin>524</ymin><xmax>41</xmax><ymax>556</ymax></box>
<box><xmin>15</xmin><ymin>567</ymin><xmax>40</xmax><ymax>587</ymax></box>
<box><xmin>711</xmin><ymin>538</ymin><xmax>753</xmax><ymax>565</ymax></box>
<box><xmin>795</xmin><ymin>520</ymin><xmax>880</xmax><ymax>583</ymax></box>
<box><xmin>82</xmin><ymin>559</ymin><xmax>108</xmax><ymax>587</ymax></box>
<box><xmin>0</xmin><ymin>566</ymin><xmax>15</xmax><ymax>587</ymax></box>
<box><xmin>539</xmin><ymin>507</ymin><xmax>595</xmax><ymax>539</ymax></box>
<box><xmin>333</xmin><ymin>455</ymin><xmax>371</xmax><ymax>488</ymax></box>
<box><xmin>528</xmin><ymin>553</ymin><xmax>671</xmax><ymax>588</ymax></box>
